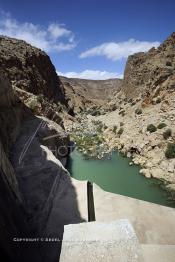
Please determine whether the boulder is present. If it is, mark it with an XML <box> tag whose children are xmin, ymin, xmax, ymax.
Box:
<box><xmin>139</xmin><ymin>169</ymin><xmax>151</xmax><ymax>178</ymax></box>
<box><xmin>150</xmin><ymin>168</ymin><xmax>165</xmax><ymax>179</ymax></box>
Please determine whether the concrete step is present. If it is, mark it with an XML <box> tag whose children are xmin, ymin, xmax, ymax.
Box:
<box><xmin>93</xmin><ymin>184</ymin><xmax>175</xmax><ymax>245</ymax></box>
<box><xmin>141</xmin><ymin>244</ymin><xmax>175</xmax><ymax>262</ymax></box>
<box><xmin>60</xmin><ymin>219</ymin><xmax>143</xmax><ymax>262</ymax></box>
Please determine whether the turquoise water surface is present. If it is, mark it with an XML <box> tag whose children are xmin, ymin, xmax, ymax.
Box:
<box><xmin>67</xmin><ymin>149</ymin><xmax>175</xmax><ymax>208</ymax></box>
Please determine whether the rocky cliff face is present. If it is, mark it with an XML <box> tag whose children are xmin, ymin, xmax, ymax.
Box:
<box><xmin>0</xmin><ymin>37</ymin><xmax>74</xmax><ymax>261</ymax></box>
<box><xmin>0</xmin><ymin>69</ymin><xmax>28</xmax><ymax>197</ymax></box>
<box><xmin>0</xmin><ymin>70</ymin><xmax>33</xmax><ymax>261</ymax></box>
<box><xmin>0</xmin><ymin>36</ymin><xmax>66</xmax><ymax>104</ymax></box>
<box><xmin>60</xmin><ymin>76</ymin><xmax>122</xmax><ymax>113</ymax></box>
<box><xmin>1</xmin><ymin>31</ymin><xmax>175</xmax><ymax>261</ymax></box>
<box><xmin>123</xmin><ymin>32</ymin><xmax>175</xmax><ymax>100</ymax></box>
<box><xmin>91</xmin><ymin>33</ymin><xmax>175</xmax><ymax>198</ymax></box>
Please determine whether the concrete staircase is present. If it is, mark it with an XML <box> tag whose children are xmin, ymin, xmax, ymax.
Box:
<box><xmin>59</xmin><ymin>180</ymin><xmax>175</xmax><ymax>261</ymax></box>
<box><xmin>60</xmin><ymin>219</ymin><xmax>143</xmax><ymax>262</ymax></box>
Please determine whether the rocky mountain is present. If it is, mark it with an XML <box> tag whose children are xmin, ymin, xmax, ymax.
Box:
<box><xmin>0</xmin><ymin>36</ymin><xmax>122</xmax><ymax>261</ymax></box>
<box><xmin>123</xmin><ymin>32</ymin><xmax>175</xmax><ymax>100</ymax></box>
<box><xmin>0</xmin><ymin>31</ymin><xmax>175</xmax><ymax>261</ymax></box>
<box><xmin>0</xmin><ymin>36</ymin><xmax>66</xmax><ymax>104</ymax></box>
<box><xmin>60</xmin><ymin>76</ymin><xmax>122</xmax><ymax>113</ymax></box>
<box><xmin>88</xmin><ymin>32</ymin><xmax>175</xmax><ymax>198</ymax></box>
<box><xmin>0</xmin><ymin>69</ymin><xmax>35</xmax><ymax>261</ymax></box>
<box><xmin>0</xmin><ymin>37</ymin><xmax>79</xmax><ymax>262</ymax></box>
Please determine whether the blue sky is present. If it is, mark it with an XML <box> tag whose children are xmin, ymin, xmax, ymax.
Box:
<box><xmin>0</xmin><ymin>0</ymin><xmax>175</xmax><ymax>79</ymax></box>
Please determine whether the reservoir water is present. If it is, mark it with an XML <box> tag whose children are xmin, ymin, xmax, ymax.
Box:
<box><xmin>67</xmin><ymin>149</ymin><xmax>175</xmax><ymax>208</ymax></box>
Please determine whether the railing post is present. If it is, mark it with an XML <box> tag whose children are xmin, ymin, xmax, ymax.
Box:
<box><xmin>87</xmin><ymin>181</ymin><xmax>96</xmax><ymax>222</ymax></box>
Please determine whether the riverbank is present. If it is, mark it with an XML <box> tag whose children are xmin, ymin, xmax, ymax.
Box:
<box><xmin>84</xmin><ymin>93</ymin><xmax>175</xmax><ymax>200</ymax></box>
<box><xmin>64</xmin><ymin>93</ymin><xmax>175</xmax><ymax>202</ymax></box>
<box><xmin>67</xmin><ymin>149</ymin><xmax>175</xmax><ymax>207</ymax></box>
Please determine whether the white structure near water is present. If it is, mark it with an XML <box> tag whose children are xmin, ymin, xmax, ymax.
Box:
<box><xmin>60</xmin><ymin>181</ymin><xmax>175</xmax><ymax>261</ymax></box>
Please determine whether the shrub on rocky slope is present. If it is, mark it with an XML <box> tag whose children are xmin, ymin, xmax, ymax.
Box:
<box><xmin>165</xmin><ymin>143</ymin><xmax>175</xmax><ymax>159</ymax></box>
<box><xmin>147</xmin><ymin>124</ymin><xmax>157</xmax><ymax>133</ymax></box>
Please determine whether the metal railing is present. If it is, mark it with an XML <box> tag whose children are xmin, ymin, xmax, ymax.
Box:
<box><xmin>87</xmin><ymin>181</ymin><xmax>96</xmax><ymax>222</ymax></box>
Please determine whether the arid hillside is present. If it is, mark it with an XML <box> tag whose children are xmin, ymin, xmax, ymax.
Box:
<box><xmin>60</xmin><ymin>76</ymin><xmax>122</xmax><ymax>113</ymax></box>
<box><xmin>82</xmin><ymin>32</ymin><xmax>175</xmax><ymax>197</ymax></box>
<box><xmin>122</xmin><ymin>32</ymin><xmax>175</xmax><ymax>100</ymax></box>
<box><xmin>0</xmin><ymin>37</ymin><xmax>72</xmax><ymax>261</ymax></box>
<box><xmin>0</xmin><ymin>36</ymin><xmax>66</xmax><ymax>104</ymax></box>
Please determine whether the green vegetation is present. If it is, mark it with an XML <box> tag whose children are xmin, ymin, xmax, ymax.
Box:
<box><xmin>71</xmin><ymin>132</ymin><xmax>106</xmax><ymax>159</ymax></box>
<box><xmin>147</xmin><ymin>124</ymin><xmax>157</xmax><ymax>133</ymax></box>
<box><xmin>165</xmin><ymin>143</ymin><xmax>175</xmax><ymax>159</ymax></box>
<box><xmin>110</xmin><ymin>104</ymin><xmax>118</xmax><ymax>111</ymax></box>
<box><xmin>91</xmin><ymin>109</ymin><xmax>101</xmax><ymax>116</ymax></box>
<box><xmin>73</xmin><ymin>134</ymin><xmax>104</xmax><ymax>148</ymax></box>
<box><xmin>163</xmin><ymin>129</ymin><xmax>172</xmax><ymax>140</ymax></box>
<box><xmin>156</xmin><ymin>97</ymin><xmax>161</xmax><ymax>104</ymax></box>
<box><xmin>37</xmin><ymin>94</ymin><xmax>44</xmax><ymax>103</ymax></box>
<box><xmin>76</xmin><ymin>116</ymin><xmax>82</xmax><ymax>122</ymax></box>
<box><xmin>135</xmin><ymin>108</ymin><xmax>142</xmax><ymax>115</ymax></box>
<box><xmin>119</xmin><ymin>109</ymin><xmax>125</xmax><ymax>116</ymax></box>
<box><xmin>157</xmin><ymin>122</ymin><xmax>167</xmax><ymax>129</ymax></box>
<box><xmin>120</xmin><ymin>122</ymin><xmax>124</xmax><ymax>126</ymax></box>
<box><xmin>70</xmin><ymin>118</ymin><xmax>110</xmax><ymax>159</ymax></box>
<box><xmin>166</xmin><ymin>61</ymin><xmax>172</xmax><ymax>67</ymax></box>
<box><xmin>90</xmin><ymin>120</ymin><xmax>104</xmax><ymax>132</ymax></box>
<box><xmin>112</xmin><ymin>125</ymin><xmax>117</xmax><ymax>134</ymax></box>
<box><xmin>28</xmin><ymin>98</ymin><xmax>39</xmax><ymax>112</ymax></box>
<box><xmin>87</xmin><ymin>106</ymin><xmax>105</xmax><ymax>116</ymax></box>
<box><xmin>131</xmin><ymin>101</ymin><xmax>136</xmax><ymax>106</ymax></box>
<box><xmin>96</xmin><ymin>122</ymin><xmax>103</xmax><ymax>133</ymax></box>
<box><xmin>92</xmin><ymin>120</ymin><xmax>102</xmax><ymax>126</ymax></box>
<box><xmin>128</xmin><ymin>98</ymin><xmax>133</xmax><ymax>104</ymax></box>
<box><xmin>117</xmin><ymin>127</ymin><xmax>124</xmax><ymax>136</ymax></box>
<box><xmin>136</xmin><ymin>98</ymin><xmax>141</xmax><ymax>102</ymax></box>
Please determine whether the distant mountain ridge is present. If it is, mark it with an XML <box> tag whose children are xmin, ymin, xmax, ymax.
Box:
<box><xmin>59</xmin><ymin>76</ymin><xmax>122</xmax><ymax>112</ymax></box>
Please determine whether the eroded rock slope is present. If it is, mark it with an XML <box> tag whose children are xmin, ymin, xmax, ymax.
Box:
<box><xmin>60</xmin><ymin>76</ymin><xmax>122</xmax><ymax>113</ymax></box>
<box><xmin>0</xmin><ymin>36</ymin><xmax>82</xmax><ymax>262</ymax></box>
<box><xmin>90</xmin><ymin>32</ymin><xmax>175</xmax><ymax>197</ymax></box>
<box><xmin>0</xmin><ymin>36</ymin><xmax>66</xmax><ymax>103</ymax></box>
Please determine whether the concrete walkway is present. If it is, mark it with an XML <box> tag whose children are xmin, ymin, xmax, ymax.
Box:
<box><xmin>93</xmin><ymin>184</ymin><xmax>175</xmax><ymax>245</ymax></box>
<box><xmin>60</xmin><ymin>219</ymin><xmax>143</xmax><ymax>262</ymax></box>
<box><xmin>141</xmin><ymin>244</ymin><xmax>175</xmax><ymax>262</ymax></box>
<box><xmin>61</xmin><ymin>180</ymin><xmax>175</xmax><ymax>261</ymax></box>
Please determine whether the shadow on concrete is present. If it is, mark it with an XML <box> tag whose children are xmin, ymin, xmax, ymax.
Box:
<box><xmin>7</xmin><ymin>116</ymin><xmax>86</xmax><ymax>262</ymax></box>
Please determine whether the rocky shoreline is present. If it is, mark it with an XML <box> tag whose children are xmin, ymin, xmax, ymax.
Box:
<box><xmin>90</xmin><ymin>104</ymin><xmax>175</xmax><ymax>200</ymax></box>
<box><xmin>62</xmin><ymin>32</ymin><xmax>175</xmax><ymax>203</ymax></box>
<box><xmin>0</xmin><ymin>31</ymin><xmax>175</xmax><ymax>261</ymax></box>
<box><xmin>66</xmin><ymin>100</ymin><xmax>175</xmax><ymax>202</ymax></box>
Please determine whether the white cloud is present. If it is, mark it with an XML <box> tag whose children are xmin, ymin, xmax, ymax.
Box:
<box><xmin>0</xmin><ymin>12</ymin><xmax>76</xmax><ymax>52</ymax></box>
<box><xmin>48</xmin><ymin>23</ymin><xmax>71</xmax><ymax>39</ymax></box>
<box><xmin>57</xmin><ymin>70</ymin><xmax>123</xmax><ymax>80</ymax></box>
<box><xmin>79</xmin><ymin>39</ymin><xmax>160</xmax><ymax>61</ymax></box>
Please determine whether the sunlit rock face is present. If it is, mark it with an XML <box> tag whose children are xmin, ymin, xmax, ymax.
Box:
<box><xmin>0</xmin><ymin>36</ymin><xmax>66</xmax><ymax>103</ymax></box>
<box><xmin>59</xmin><ymin>76</ymin><xmax>122</xmax><ymax>113</ymax></box>
<box><xmin>123</xmin><ymin>32</ymin><xmax>175</xmax><ymax>99</ymax></box>
<box><xmin>0</xmin><ymin>38</ymin><xmax>71</xmax><ymax>261</ymax></box>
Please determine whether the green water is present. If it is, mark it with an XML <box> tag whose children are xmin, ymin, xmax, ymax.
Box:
<box><xmin>67</xmin><ymin>150</ymin><xmax>175</xmax><ymax>208</ymax></box>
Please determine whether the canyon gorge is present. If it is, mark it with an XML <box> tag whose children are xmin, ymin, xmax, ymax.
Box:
<box><xmin>0</xmin><ymin>32</ymin><xmax>175</xmax><ymax>261</ymax></box>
